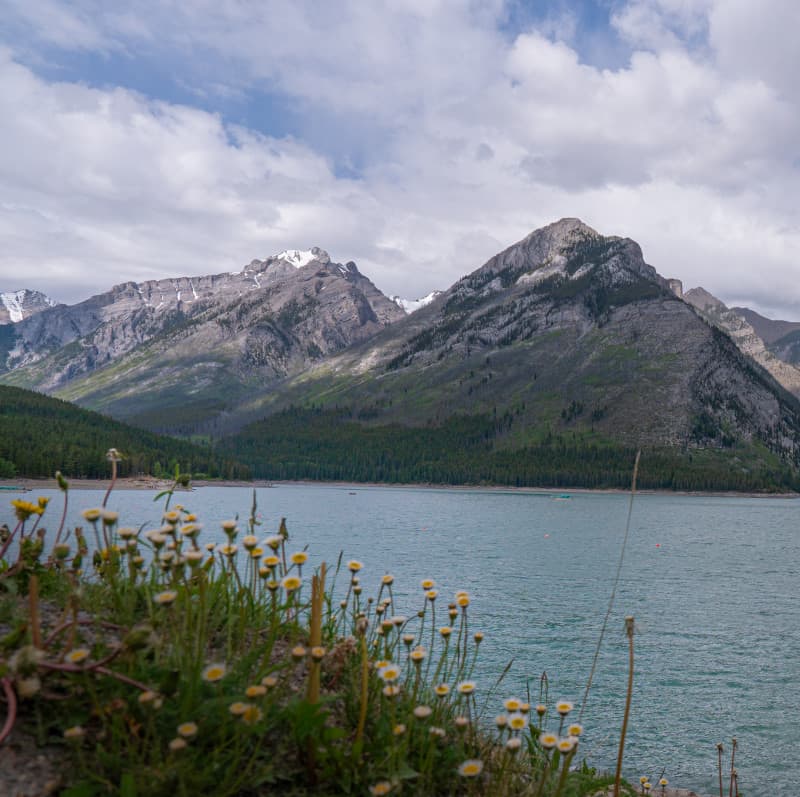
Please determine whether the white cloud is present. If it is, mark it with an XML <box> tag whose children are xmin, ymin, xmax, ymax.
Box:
<box><xmin>0</xmin><ymin>2</ymin><xmax>798</xmax><ymax>320</ymax></box>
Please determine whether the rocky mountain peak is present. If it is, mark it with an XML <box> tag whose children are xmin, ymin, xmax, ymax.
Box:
<box><xmin>271</xmin><ymin>247</ymin><xmax>330</xmax><ymax>268</ymax></box>
<box><xmin>0</xmin><ymin>289</ymin><xmax>57</xmax><ymax>324</ymax></box>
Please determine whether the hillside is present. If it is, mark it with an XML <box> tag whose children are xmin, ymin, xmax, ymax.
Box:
<box><xmin>0</xmin><ymin>385</ymin><xmax>249</xmax><ymax>479</ymax></box>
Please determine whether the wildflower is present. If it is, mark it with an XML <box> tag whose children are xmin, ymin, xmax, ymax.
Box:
<box><xmin>229</xmin><ymin>702</ymin><xmax>248</xmax><ymax>716</ymax></box>
<box><xmin>133</xmin><ymin>556</ymin><xmax>145</xmax><ymax>568</ymax></box>
<box><xmin>154</xmin><ymin>590</ymin><xmax>178</xmax><ymax>606</ymax></box>
<box><xmin>568</xmin><ymin>723</ymin><xmax>583</xmax><ymax>737</ymax></box>
<box><xmin>426</xmin><ymin>589</ymin><xmax>438</xmax><ymax>601</ymax></box>
<box><xmin>250</xmin><ymin>547</ymin><xmax>264</xmax><ymax>559</ymax></box>
<box><xmin>181</xmin><ymin>524</ymin><xmax>202</xmax><ymax>538</ymax></box>
<box><xmin>540</xmin><ymin>732</ymin><xmax>558</xmax><ymax>749</ymax></box>
<box><xmin>267</xmin><ymin>580</ymin><xmax>279</xmax><ymax>592</ymax></box>
<box><xmin>520</xmin><ymin>702</ymin><xmax>531</xmax><ymax>714</ymax></box>
<box><xmin>101</xmin><ymin>510</ymin><xmax>119</xmax><ymax>525</ymax></box>
<box><xmin>643</xmin><ymin>784</ymin><xmax>652</xmax><ymax>794</ymax></box>
<box><xmin>290</xmin><ymin>551</ymin><xmax>308</xmax><ymax>565</ymax></box>
<box><xmin>557</xmin><ymin>737</ymin><xmax>576</xmax><ymax>754</ymax></box>
<box><xmin>310</xmin><ymin>646</ymin><xmax>325</xmax><ymax>661</ymax></box>
<box><xmin>640</xmin><ymin>777</ymin><xmax>649</xmax><ymax>785</ymax></box>
<box><xmin>429</xmin><ymin>726</ymin><xmax>446</xmax><ymax>738</ymax></box>
<box><xmin>221</xmin><ymin>519</ymin><xmax>237</xmax><ymax>534</ymax></box>
<box><xmin>169</xmin><ymin>737</ymin><xmax>187</xmax><ymax>752</ymax></box>
<box><xmin>382</xmin><ymin>574</ymin><xmax>394</xmax><ymax>585</ymax></box>
<box><xmin>659</xmin><ymin>779</ymin><xmax>669</xmax><ymax>787</ymax></box>
<box><xmin>382</xmin><ymin>685</ymin><xmax>401</xmax><ymax>698</ymax></box>
<box><xmin>504</xmin><ymin>697</ymin><xmax>522</xmax><ymax>712</ymax></box>
<box><xmin>163</xmin><ymin>510</ymin><xmax>180</xmax><ymax>525</ymax></box>
<box><xmin>410</xmin><ymin>647</ymin><xmax>426</xmax><ymax>664</ymax></box>
<box><xmin>439</xmin><ymin>626</ymin><xmax>452</xmax><ymax>638</ymax></box>
<box><xmin>291</xmin><ymin>645</ymin><xmax>307</xmax><ymax>660</ymax></box>
<box><xmin>185</xmin><ymin>550</ymin><xmax>203</xmax><ymax>565</ymax></box>
<box><xmin>53</xmin><ymin>543</ymin><xmax>70</xmax><ymax>559</ymax></box>
<box><xmin>205</xmin><ymin>542</ymin><xmax>216</xmax><ymax>552</ymax></box>
<box><xmin>138</xmin><ymin>690</ymin><xmax>161</xmax><ymax>706</ymax></box>
<box><xmin>106</xmin><ymin>448</ymin><xmax>122</xmax><ymax>462</ymax></box>
<box><xmin>379</xmin><ymin>665</ymin><xmax>401</xmax><ymax>683</ymax></box>
<box><xmin>282</xmin><ymin>575</ymin><xmax>302</xmax><ymax>592</ymax></box>
<box><xmin>265</xmin><ymin>535</ymin><xmax>282</xmax><ymax>549</ymax></box>
<box><xmin>261</xmin><ymin>675</ymin><xmax>279</xmax><ymax>688</ymax></box>
<box><xmin>37</xmin><ymin>496</ymin><xmax>50</xmax><ymax>509</ymax></box>
<box><xmin>18</xmin><ymin>676</ymin><xmax>41</xmax><ymax>697</ymax></box>
<box><xmin>392</xmin><ymin>723</ymin><xmax>406</xmax><ymax>735</ymax></box>
<box><xmin>347</xmin><ymin>560</ymin><xmax>363</xmax><ymax>572</ymax></box>
<box><xmin>148</xmin><ymin>532</ymin><xmax>167</xmax><ymax>548</ymax></box>
<box><xmin>65</xmin><ymin>648</ymin><xmax>90</xmax><ymax>665</ymax></box>
<box><xmin>457</xmin><ymin>760</ymin><xmax>483</xmax><ymax>778</ymax></box>
<box><xmin>413</xmin><ymin>705</ymin><xmax>432</xmax><ymax>719</ymax></box>
<box><xmin>457</xmin><ymin>680</ymin><xmax>476</xmax><ymax>695</ymax></box>
<box><xmin>374</xmin><ymin>660</ymin><xmax>390</xmax><ymax>670</ymax></box>
<box><xmin>421</xmin><ymin>579</ymin><xmax>435</xmax><ymax>590</ymax></box>
<box><xmin>556</xmin><ymin>700</ymin><xmax>573</xmax><ymax>715</ymax></box>
<box><xmin>177</xmin><ymin>722</ymin><xmax>198</xmax><ymax>738</ymax></box>
<box><xmin>242</xmin><ymin>534</ymin><xmax>258</xmax><ymax>549</ymax></box>
<box><xmin>456</xmin><ymin>593</ymin><xmax>470</xmax><ymax>607</ymax></box>
<box><xmin>202</xmin><ymin>663</ymin><xmax>226</xmax><ymax>683</ymax></box>
<box><xmin>474</xmin><ymin>632</ymin><xmax>484</xmax><ymax>644</ymax></box>
<box><xmin>118</xmin><ymin>527</ymin><xmax>137</xmax><ymax>539</ymax></box>
<box><xmin>246</xmin><ymin>685</ymin><xmax>267</xmax><ymax>698</ymax></box>
<box><xmin>508</xmin><ymin>713</ymin><xmax>526</xmax><ymax>731</ymax></box>
<box><xmin>536</xmin><ymin>703</ymin><xmax>547</xmax><ymax>716</ymax></box>
<box><xmin>506</xmin><ymin>736</ymin><xmax>522</xmax><ymax>752</ymax></box>
<box><xmin>434</xmin><ymin>683</ymin><xmax>450</xmax><ymax>698</ymax></box>
<box><xmin>241</xmin><ymin>704</ymin><xmax>263</xmax><ymax>725</ymax></box>
<box><xmin>63</xmin><ymin>725</ymin><xmax>85</xmax><ymax>741</ymax></box>
<box><xmin>390</xmin><ymin>615</ymin><xmax>406</xmax><ymax>627</ymax></box>
<box><xmin>264</xmin><ymin>555</ymin><xmax>280</xmax><ymax>568</ymax></box>
<box><xmin>218</xmin><ymin>544</ymin><xmax>238</xmax><ymax>557</ymax></box>
<box><xmin>81</xmin><ymin>508</ymin><xmax>102</xmax><ymax>522</ymax></box>
<box><xmin>402</xmin><ymin>633</ymin><xmax>415</xmax><ymax>646</ymax></box>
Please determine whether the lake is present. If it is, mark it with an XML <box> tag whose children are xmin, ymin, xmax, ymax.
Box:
<box><xmin>5</xmin><ymin>483</ymin><xmax>797</xmax><ymax>796</ymax></box>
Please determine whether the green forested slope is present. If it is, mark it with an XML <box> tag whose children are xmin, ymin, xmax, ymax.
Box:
<box><xmin>0</xmin><ymin>385</ymin><xmax>250</xmax><ymax>479</ymax></box>
<box><xmin>223</xmin><ymin>407</ymin><xmax>800</xmax><ymax>492</ymax></box>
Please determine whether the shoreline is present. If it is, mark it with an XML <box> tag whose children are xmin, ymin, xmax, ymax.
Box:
<box><xmin>3</xmin><ymin>476</ymin><xmax>798</xmax><ymax>500</ymax></box>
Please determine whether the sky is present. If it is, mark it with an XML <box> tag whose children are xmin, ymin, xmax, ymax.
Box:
<box><xmin>1</xmin><ymin>0</ymin><xmax>798</xmax><ymax>319</ymax></box>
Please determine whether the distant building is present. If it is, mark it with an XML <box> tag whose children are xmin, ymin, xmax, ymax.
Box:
<box><xmin>667</xmin><ymin>278</ymin><xmax>683</xmax><ymax>298</ymax></box>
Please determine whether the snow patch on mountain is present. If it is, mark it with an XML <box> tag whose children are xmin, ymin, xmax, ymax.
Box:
<box><xmin>391</xmin><ymin>291</ymin><xmax>442</xmax><ymax>314</ymax></box>
<box><xmin>276</xmin><ymin>248</ymin><xmax>328</xmax><ymax>269</ymax></box>
<box><xmin>0</xmin><ymin>290</ymin><xmax>56</xmax><ymax>323</ymax></box>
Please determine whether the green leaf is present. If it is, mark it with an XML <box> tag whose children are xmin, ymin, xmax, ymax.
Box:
<box><xmin>120</xmin><ymin>773</ymin><xmax>137</xmax><ymax>797</ymax></box>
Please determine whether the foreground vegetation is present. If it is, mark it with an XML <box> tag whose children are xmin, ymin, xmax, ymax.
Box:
<box><xmin>0</xmin><ymin>385</ymin><xmax>249</xmax><ymax>480</ymax></box>
<box><xmin>0</xmin><ymin>467</ymin><xmax>675</xmax><ymax>796</ymax></box>
<box><xmin>224</xmin><ymin>406</ymin><xmax>799</xmax><ymax>493</ymax></box>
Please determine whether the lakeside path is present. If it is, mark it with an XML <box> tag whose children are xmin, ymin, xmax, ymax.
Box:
<box><xmin>3</xmin><ymin>476</ymin><xmax>799</xmax><ymax>499</ymax></box>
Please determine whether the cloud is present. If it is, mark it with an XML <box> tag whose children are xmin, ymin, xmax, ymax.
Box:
<box><xmin>0</xmin><ymin>2</ymin><xmax>798</xmax><ymax>320</ymax></box>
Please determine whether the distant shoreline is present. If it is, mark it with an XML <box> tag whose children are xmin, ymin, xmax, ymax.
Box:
<box><xmin>3</xmin><ymin>476</ymin><xmax>798</xmax><ymax>500</ymax></box>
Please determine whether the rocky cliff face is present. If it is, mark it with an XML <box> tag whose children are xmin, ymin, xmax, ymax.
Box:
<box><xmin>0</xmin><ymin>290</ymin><xmax>57</xmax><ymax>324</ymax></box>
<box><xmin>258</xmin><ymin>219</ymin><xmax>800</xmax><ymax>460</ymax></box>
<box><xmin>685</xmin><ymin>288</ymin><xmax>800</xmax><ymax>397</ymax></box>
<box><xmin>0</xmin><ymin>249</ymin><xmax>404</xmax><ymax>430</ymax></box>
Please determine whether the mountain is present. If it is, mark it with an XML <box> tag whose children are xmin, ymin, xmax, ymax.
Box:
<box><xmin>732</xmin><ymin>306</ymin><xmax>800</xmax><ymax>367</ymax></box>
<box><xmin>0</xmin><ymin>385</ymin><xmax>249</xmax><ymax>480</ymax></box>
<box><xmin>0</xmin><ymin>289</ymin><xmax>57</xmax><ymax>324</ymax></box>
<box><xmin>685</xmin><ymin>288</ymin><xmax>800</xmax><ymax>396</ymax></box>
<box><xmin>220</xmin><ymin>219</ymin><xmax>800</xmax><ymax>489</ymax></box>
<box><xmin>0</xmin><ymin>248</ymin><xmax>404</xmax><ymax>432</ymax></box>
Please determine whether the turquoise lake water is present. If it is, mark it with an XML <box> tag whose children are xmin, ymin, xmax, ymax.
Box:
<box><xmin>5</xmin><ymin>483</ymin><xmax>798</xmax><ymax>796</ymax></box>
